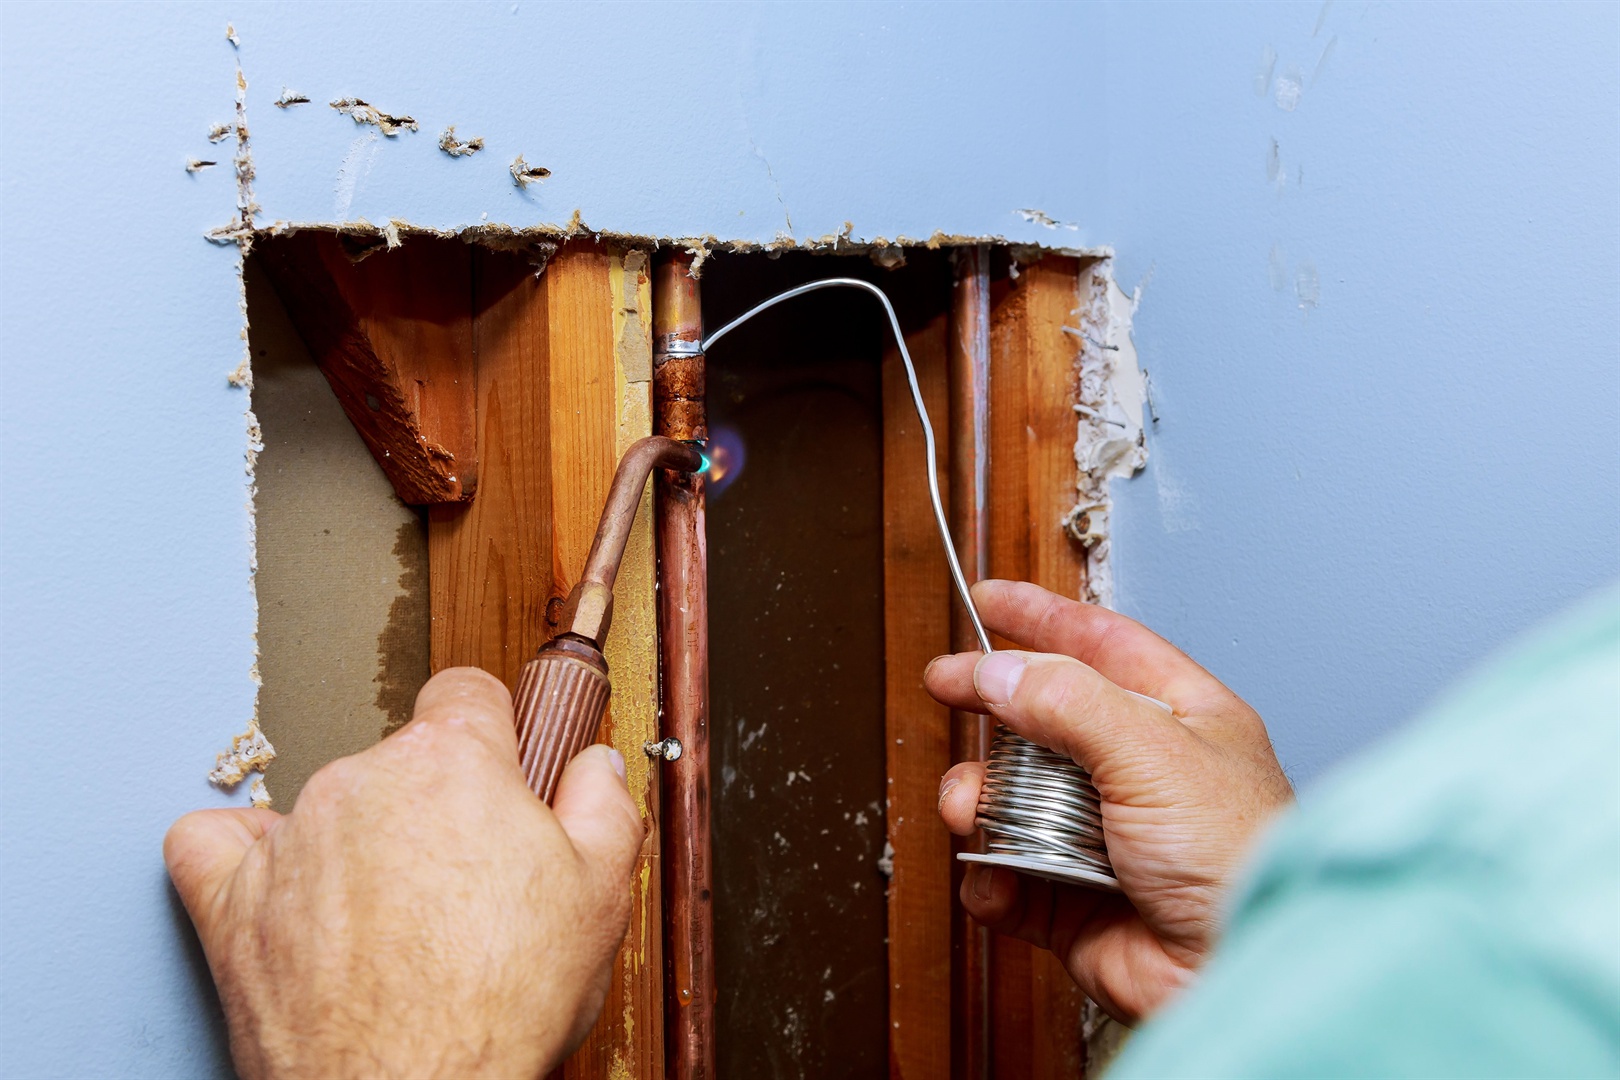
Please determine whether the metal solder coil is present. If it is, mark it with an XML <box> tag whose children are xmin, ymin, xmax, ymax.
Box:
<box><xmin>969</xmin><ymin>727</ymin><xmax>1121</xmax><ymax>891</ymax></box>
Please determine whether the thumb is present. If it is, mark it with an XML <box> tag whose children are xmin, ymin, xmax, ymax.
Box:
<box><xmin>973</xmin><ymin>650</ymin><xmax>1186</xmax><ymax>779</ymax></box>
<box><xmin>163</xmin><ymin>807</ymin><xmax>280</xmax><ymax>939</ymax></box>
<box><xmin>551</xmin><ymin>745</ymin><xmax>643</xmax><ymax>883</ymax></box>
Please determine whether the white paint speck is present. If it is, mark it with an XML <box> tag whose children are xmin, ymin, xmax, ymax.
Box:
<box><xmin>1275</xmin><ymin>65</ymin><xmax>1304</xmax><ymax>111</ymax></box>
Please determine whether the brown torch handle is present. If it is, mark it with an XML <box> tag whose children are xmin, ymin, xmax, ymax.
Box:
<box><xmin>511</xmin><ymin>637</ymin><xmax>613</xmax><ymax>804</ymax></box>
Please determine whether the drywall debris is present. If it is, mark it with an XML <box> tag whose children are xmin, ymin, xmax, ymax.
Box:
<box><xmin>208</xmin><ymin>123</ymin><xmax>232</xmax><ymax>143</ymax></box>
<box><xmin>1067</xmin><ymin>261</ymin><xmax>1149</xmax><ymax>607</ymax></box>
<box><xmin>382</xmin><ymin>219</ymin><xmax>404</xmax><ymax>249</ymax></box>
<box><xmin>509</xmin><ymin>154</ymin><xmax>551</xmax><ymax>186</ymax></box>
<box><xmin>209</xmin><ymin>718</ymin><xmax>277</xmax><ymax>788</ymax></box>
<box><xmin>249</xmin><ymin>776</ymin><xmax>272</xmax><ymax>809</ymax></box>
<box><xmin>684</xmin><ymin>235</ymin><xmax>714</xmax><ymax>276</ymax></box>
<box><xmin>204</xmin><ymin>54</ymin><xmax>258</xmax><ymax>246</ymax></box>
<box><xmin>274</xmin><ymin>88</ymin><xmax>310</xmax><ymax>108</ymax></box>
<box><xmin>870</xmin><ymin>241</ymin><xmax>905</xmax><ymax>270</ymax></box>
<box><xmin>331</xmin><ymin>97</ymin><xmax>418</xmax><ymax>136</ymax></box>
<box><xmin>876</xmin><ymin>839</ymin><xmax>895</xmax><ymax>879</ymax></box>
<box><xmin>228</xmin><ymin>356</ymin><xmax>252</xmax><ymax>389</ymax></box>
<box><xmin>438</xmin><ymin>126</ymin><xmax>484</xmax><ymax>157</ymax></box>
<box><xmin>186</xmin><ymin>159</ymin><xmax>217</xmax><ymax>173</ymax></box>
<box><xmin>1018</xmin><ymin>208</ymin><xmax>1079</xmax><ymax>231</ymax></box>
<box><xmin>226</xmin><ymin>23</ymin><xmax>240</xmax><ymax>47</ymax></box>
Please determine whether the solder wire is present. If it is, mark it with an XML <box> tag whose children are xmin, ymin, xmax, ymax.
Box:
<box><xmin>704</xmin><ymin>276</ymin><xmax>1125</xmax><ymax>889</ymax></box>
<box><xmin>704</xmin><ymin>278</ymin><xmax>993</xmax><ymax>656</ymax></box>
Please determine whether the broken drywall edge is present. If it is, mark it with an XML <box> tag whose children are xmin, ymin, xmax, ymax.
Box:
<box><xmin>1067</xmin><ymin>261</ymin><xmax>1149</xmax><ymax>609</ymax></box>
<box><xmin>509</xmin><ymin>154</ymin><xmax>550</xmax><ymax>186</ymax></box>
<box><xmin>439</xmin><ymin>126</ymin><xmax>484</xmax><ymax>157</ymax></box>
<box><xmin>247</xmin><ymin>218</ymin><xmax>1109</xmax><ymax>268</ymax></box>
<box><xmin>331</xmin><ymin>97</ymin><xmax>418</xmax><ymax>136</ymax></box>
<box><xmin>209</xmin><ymin>718</ymin><xmax>276</xmax><ymax>788</ymax></box>
<box><xmin>204</xmin><ymin>24</ymin><xmax>268</xmax><ymax>800</ymax></box>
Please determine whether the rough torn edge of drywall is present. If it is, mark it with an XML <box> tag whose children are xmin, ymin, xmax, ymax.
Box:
<box><xmin>248</xmin><ymin>216</ymin><xmax>1107</xmax><ymax>276</ymax></box>
<box><xmin>207</xmin><ymin>25</ymin><xmax>275</xmax><ymax>806</ymax></box>
<box><xmin>209</xmin><ymin>31</ymin><xmax>1106</xmax><ymax>801</ymax></box>
<box><xmin>1066</xmin><ymin>259</ymin><xmax>1149</xmax><ymax>610</ymax></box>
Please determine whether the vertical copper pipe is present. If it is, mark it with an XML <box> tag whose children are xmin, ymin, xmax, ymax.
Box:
<box><xmin>653</xmin><ymin>251</ymin><xmax>715</xmax><ymax>1080</ymax></box>
<box><xmin>949</xmin><ymin>244</ymin><xmax>993</xmax><ymax>1080</ymax></box>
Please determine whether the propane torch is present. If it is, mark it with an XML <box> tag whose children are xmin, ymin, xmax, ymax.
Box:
<box><xmin>510</xmin><ymin>435</ymin><xmax>705</xmax><ymax>803</ymax></box>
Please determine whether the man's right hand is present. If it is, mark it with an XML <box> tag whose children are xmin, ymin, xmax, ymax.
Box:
<box><xmin>928</xmin><ymin>580</ymin><xmax>1294</xmax><ymax>1026</ymax></box>
<box><xmin>164</xmin><ymin>668</ymin><xmax>643</xmax><ymax>1079</ymax></box>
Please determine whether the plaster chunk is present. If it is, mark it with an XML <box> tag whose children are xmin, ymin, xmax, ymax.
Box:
<box><xmin>209</xmin><ymin>719</ymin><xmax>277</xmax><ymax>789</ymax></box>
<box><xmin>330</xmin><ymin>98</ymin><xmax>418</xmax><ymax>136</ymax></box>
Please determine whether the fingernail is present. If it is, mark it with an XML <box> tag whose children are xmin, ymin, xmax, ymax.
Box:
<box><xmin>974</xmin><ymin>653</ymin><xmax>1026</xmax><ymax>707</ymax></box>
<box><xmin>971</xmin><ymin>865</ymin><xmax>996</xmax><ymax>902</ymax></box>
<box><xmin>608</xmin><ymin>748</ymin><xmax>627</xmax><ymax>780</ymax></box>
<box><xmin>937</xmin><ymin>776</ymin><xmax>960</xmax><ymax>811</ymax></box>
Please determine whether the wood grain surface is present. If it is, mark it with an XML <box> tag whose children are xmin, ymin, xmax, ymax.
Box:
<box><xmin>882</xmin><ymin>310</ymin><xmax>955</xmax><ymax>1080</ymax></box>
<box><xmin>986</xmin><ymin>255</ymin><xmax>1090</xmax><ymax>1080</ymax></box>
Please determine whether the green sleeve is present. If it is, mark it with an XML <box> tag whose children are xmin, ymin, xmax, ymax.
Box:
<box><xmin>1110</xmin><ymin>582</ymin><xmax>1620</xmax><ymax>1079</ymax></box>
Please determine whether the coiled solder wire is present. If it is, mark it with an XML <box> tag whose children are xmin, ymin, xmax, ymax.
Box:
<box><xmin>705</xmin><ymin>277</ymin><xmax>1119</xmax><ymax>892</ymax></box>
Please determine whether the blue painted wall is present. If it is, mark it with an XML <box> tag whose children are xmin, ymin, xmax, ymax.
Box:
<box><xmin>2</xmin><ymin>2</ymin><xmax>1614</xmax><ymax>1074</ymax></box>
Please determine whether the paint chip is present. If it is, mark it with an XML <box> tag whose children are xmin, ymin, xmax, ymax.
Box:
<box><xmin>274</xmin><ymin>88</ymin><xmax>311</xmax><ymax>109</ymax></box>
<box><xmin>509</xmin><ymin>153</ymin><xmax>551</xmax><ymax>186</ymax></box>
<box><xmin>186</xmin><ymin>159</ymin><xmax>217</xmax><ymax>173</ymax></box>
<box><xmin>225</xmin><ymin>23</ymin><xmax>240</xmax><ymax>48</ymax></box>
<box><xmin>331</xmin><ymin>97</ymin><xmax>418</xmax><ymax>136</ymax></box>
<box><xmin>438</xmin><ymin>126</ymin><xmax>484</xmax><ymax>157</ymax></box>
<box><xmin>208</xmin><ymin>123</ymin><xmax>233</xmax><ymax>143</ymax></box>
<box><xmin>209</xmin><ymin>719</ymin><xmax>276</xmax><ymax>788</ymax></box>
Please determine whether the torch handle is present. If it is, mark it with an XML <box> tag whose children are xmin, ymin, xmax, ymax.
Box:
<box><xmin>511</xmin><ymin>639</ymin><xmax>613</xmax><ymax>804</ymax></box>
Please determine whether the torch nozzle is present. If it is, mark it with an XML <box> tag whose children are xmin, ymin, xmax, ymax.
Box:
<box><xmin>556</xmin><ymin>435</ymin><xmax>705</xmax><ymax>648</ymax></box>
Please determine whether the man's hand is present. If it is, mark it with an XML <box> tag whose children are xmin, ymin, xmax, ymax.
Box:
<box><xmin>929</xmin><ymin>581</ymin><xmax>1293</xmax><ymax>1025</ymax></box>
<box><xmin>164</xmin><ymin>668</ymin><xmax>643</xmax><ymax>1080</ymax></box>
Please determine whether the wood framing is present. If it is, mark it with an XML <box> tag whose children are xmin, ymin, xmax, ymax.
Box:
<box><xmin>948</xmin><ymin>246</ymin><xmax>994</xmax><ymax>1080</ymax></box>
<box><xmin>257</xmin><ymin>232</ymin><xmax>477</xmax><ymax>504</ymax></box>
<box><xmin>262</xmin><ymin>234</ymin><xmax>1099</xmax><ymax>1079</ymax></box>
<box><xmin>985</xmin><ymin>254</ymin><xmax>1090</xmax><ymax>1078</ymax></box>
<box><xmin>425</xmin><ymin>241</ymin><xmax>665</xmax><ymax>1078</ymax></box>
<box><xmin>881</xmin><ymin>309</ymin><xmax>956</xmax><ymax>1080</ymax></box>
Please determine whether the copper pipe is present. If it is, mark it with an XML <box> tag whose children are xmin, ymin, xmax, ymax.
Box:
<box><xmin>949</xmin><ymin>244</ymin><xmax>993</xmax><ymax>1080</ymax></box>
<box><xmin>510</xmin><ymin>436</ymin><xmax>704</xmax><ymax>806</ymax></box>
<box><xmin>653</xmin><ymin>251</ymin><xmax>715</xmax><ymax>1080</ymax></box>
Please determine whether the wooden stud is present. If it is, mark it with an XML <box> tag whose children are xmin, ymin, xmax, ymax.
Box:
<box><xmin>882</xmin><ymin>310</ymin><xmax>955</xmax><ymax>1080</ymax></box>
<box><xmin>257</xmin><ymin>232</ymin><xmax>477</xmax><ymax>505</ymax></box>
<box><xmin>428</xmin><ymin>243</ymin><xmax>665</xmax><ymax>1079</ymax></box>
<box><xmin>986</xmin><ymin>254</ymin><xmax>1090</xmax><ymax>1078</ymax></box>
<box><xmin>948</xmin><ymin>245</ymin><xmax>994</xmax><ymax>1080</ymax></box>
<box><xmin>562</xmin><ymin>248</ymin><xmax>666</xmax><ymax>1080</ymax></box>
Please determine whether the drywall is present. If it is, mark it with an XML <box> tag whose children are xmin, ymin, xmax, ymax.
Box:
<box><xmin>246</xmin><ymin>258</ymin><xmax>430</xmax><ymax>803</ymax></box>
<box><xmin>1</xmin><ymin>2</ymin><xmax>1615</xmax><ymax>1075</ymax></box>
